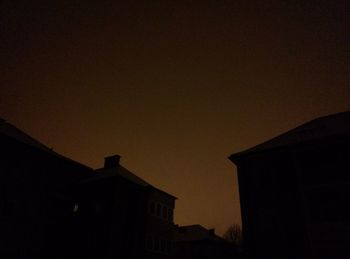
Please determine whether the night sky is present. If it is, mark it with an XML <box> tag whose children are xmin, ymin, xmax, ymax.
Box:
<box><xmin>1</xmin><ymin>0</ymin><xmax>350</xmax><ymax>235</ymax></box>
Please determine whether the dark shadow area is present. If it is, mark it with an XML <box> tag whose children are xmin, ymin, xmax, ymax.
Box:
<box><xmin>229</xmin><ymin>110</ymin><xmax>350</xmax><ymax>259</ymax></box>
<box><xmin>0</xmin><ymin>119</ymin><xmax>239</xmax><ymax>258</ymax></box>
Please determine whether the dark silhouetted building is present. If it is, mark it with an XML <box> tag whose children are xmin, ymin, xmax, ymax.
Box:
<box><xmin>229</xmin><ymin>111</ymin><xmax>350</xmax><ymax>259</ymax></box>
<box><xmin>173</xmin><ymin>224</ymin><xmax>238</xmax><ymax>259</ymax></box>
<box><xmin>78</xmin><ymin>155</ymin><xmax>177</xmax><ymax>259</ymax></box>
<box><xmin>0</xmin><ymin>119</ymin><xmax>177</xmax><ymax>259</ymax></box>
<box><xmin>0</xmin><ymin>118</ymin><xmax>94</xmax><ymax>258</ymax></box>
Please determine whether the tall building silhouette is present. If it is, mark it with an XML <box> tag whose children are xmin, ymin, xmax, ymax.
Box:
<box><xmin>229</xmin><ymin>111</ymin><xmax>350</xmax><ymax>259</ymax></box>
<box><xmin>0</xmin><ymin>119</ymin><xmax>177</xmax><ymax>258</ymax></box>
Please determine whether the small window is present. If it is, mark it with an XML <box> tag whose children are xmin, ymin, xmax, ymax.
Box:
<box><xmin>167</xmin><ymin>208</ymin><xmax>173</xmax><ymax>221</ymax></box>
<box><xmin>156</xmin><ymin>203</ymin><xmax>161</xmax><ymax>217</ymax></box>
<box><xmin>73</xmin><ymin>203</ymin><xmax>79</xmax><ymax>213</ymax></box>
<box><xmin>146</xmin><ymin>235</ymin><xmax>153</xmax><ymax>250</ymax></box>
<box><xmin>162</xmin><ymin>205</ymin><xmax>168</xmax><ymax>219</ymax></box>
<box><xmin>160</xmin><ymin>239</ymin><xmax>166</xmax><ymax>252</ymax></box>
<box><xmin>166</xmin><ymin>240</ymin><xmax>172</xmax><ymax>252</ymax></box>
<box><xmin>154</xmin><ymin>237</ymin><xmax>160</xmax><ymax>251</ymax></box>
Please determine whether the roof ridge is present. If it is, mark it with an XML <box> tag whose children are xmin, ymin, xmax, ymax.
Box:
<box><xmin>118</xmin><ymin>165</ymin><xmax>151</xmax><ymax>186</ymax></box>
<box><xmin>179</xmin><ymin>224</ymin><xmax>202</xmax><ymax>228</ymax></box>
<box><xmin>95</xmin><ymin>165</ymin><xmax>150</xmax><ymax>187</ymax></box>
<box><xmin>230</xmin><ymin>110</ymin><xmax>350</xmax><ymax>159</ymax></box>
<box><xmin>0</xmin><ymin>119</ymin><xmax>93</xmax><ymax>171</ymax></box>
<box><xmin>0</xmin><ymin>120</ymin><xmax>53</xmax><ymax>152</ymax></box>
<box><xmin>297</xmin><ymin>110</ymin><xmax>350</xmax><ymax>128</ymax></box>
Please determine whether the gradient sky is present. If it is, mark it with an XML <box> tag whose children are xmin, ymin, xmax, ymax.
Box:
<box><xmin>1</xmin><ymin>0</ymin><xmax>350</xmax><ymax>235</ymax></box>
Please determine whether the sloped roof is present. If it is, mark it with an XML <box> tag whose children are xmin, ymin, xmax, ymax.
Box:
<box><xmin>0</xmin><ymin>118</ymin><xmax>54</xmax><ymax>153</ymax></box>
<box><xmin>230</xmin><ymin>110</ymin><xmax>350</xmax><ymax>159</ymax></box>
<box><xmin>95</xmin><ymin>165</ymin><xmax>150</xmax><ymax>187</ymax></box>
<box><xmin>94</xmin><ymin>165</ymin><xmax>177</xmax><ymax>199</ymax></box>
<box><xmin>0</xmin><ymin>118</ymin><xmax>92</xmax><ymax>170</ymax></box>
<box><xmin>174</xmin><ymin>225</ymin><xmax>222</xmax><ymax>242</ymax></box>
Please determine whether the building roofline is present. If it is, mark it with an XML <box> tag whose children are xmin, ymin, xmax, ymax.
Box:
<box><xmin>0</xmin><ymin>119</ymin><xmax>93</xmax><ymax>172</ymax></box>
<box><xmin>229</xmin><ymin>110</ymin><xmax>350</xmax><ymax>161</ymax></box>
<box><xmin>92</xmin><ymin>165</ymin><xmax>177</xmax><ymax>199</ymax></box>
<box><xmin>147</xmin><ymin>185</ymin><xmax>178</xmax><ymax>200</ymax></box>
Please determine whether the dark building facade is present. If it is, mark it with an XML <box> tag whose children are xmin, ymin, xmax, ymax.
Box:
<box><xmin>229</xmin><ymin>111</ymin><xmax>350</xmax><ymax>259</ymax></box>
<box><xmin>79</xmin><ymin>155</ymin><xmax>177</xmax><ymax>259</ymax></box>
<box><xmin>0</xmin><ymin>118</ymin><xmax>95</xmax><ymax>258</ymax></box>
<box><xmin>0</xmin><ymin>119</ymin><xmax>177</xmax><ymax>259</ymax></box>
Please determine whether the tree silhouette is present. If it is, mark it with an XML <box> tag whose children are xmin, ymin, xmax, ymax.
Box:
<box><xmin>223</xmin><ymin>224</ymin><xmax>242</xmax><ymax>246</ymax></box>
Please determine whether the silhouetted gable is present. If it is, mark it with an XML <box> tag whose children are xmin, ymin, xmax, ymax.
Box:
<box><xmin>229</xmin><ymin>111</ymin><xmax>350</xmax><ymax>259</ymax></box>
<box><xmin>0</xmin><ymin>119</ymin><xmax>53</xmax><ymax>153</ymax></box>
<box><xmin>95</xmin><ymin>165</ymin><xmax>150</xmax><ymax>186</ymax></box>
<box><xmin>117</xmin><ymin>166</ymin><xmax>150</xmax><ymax>186</ymax></box>
<box><xmin>0</xmin><ymin>119</ymin><xmax>92</xmax><ymax>171</ymax></box>
<box><xmin>230</xmin><ymin>110</ymin><xmax>350</xmax><ymax>160</ymax></box>
<box><xmin>94</xmin><ymin>165</ymin><xmax>177</xmax><ymax>199</ymax></box>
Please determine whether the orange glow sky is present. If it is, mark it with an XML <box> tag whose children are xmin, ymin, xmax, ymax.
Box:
<box><xmin>1</xmin><ymin>1</ymin><xmax>350</xmax><ymax>235</ymax></box>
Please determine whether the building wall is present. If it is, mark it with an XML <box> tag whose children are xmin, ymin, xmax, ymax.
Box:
<box><xmin>295</xmin><ymin>138</ymin><xmax>350</xmax><ymax>259</ymax></box>
<box><xmin>174</xmin><ymin>240</ymin><xmax>238</xmax><ymax>259</ymax></box>
<box><xmin>144</xmin><ymin>189</ymin><xmax>176</xmax><ymax>259</ymax></box>
<box><xmin>0</xmin><ymin>134</ymin><xmax>177</xmax><ymax>259</ymax></box>
<box><xmin>236</xmin><ymin>152</ymin><xmax>310</xmax><ymax>259</ymax></box>
<box><xmin>235</xmin><ymin>136</ymin><xmax>350</xmax><ymax>259</ymax></box>
<box><xmin>75</xmin><ymin>175</ymin><xmax>149</xmax><ymax>259</ymax></box>
<box><xmin>76</xmin><ymin>175</ymin><xmax>177</xmax><ymax>259</ymax></box>
<box><xmin>0</xmin><ymin>135</ymin><xmax>92</xmax><ymax>258</ymax></box>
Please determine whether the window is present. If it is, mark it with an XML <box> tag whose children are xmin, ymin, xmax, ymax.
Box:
<box><xmin>162</xmin><ymin>205</ymin><xmax>168</xmax><ymax>219</ymax></box>
<box><xmin>149</xmin><ymin>201</ymin><xmax>173</xmax><ymax>221</ymax></box>
<box><xmin>160</xmin><ymin>239</ymin><xmax>166</xmax><ymax>252</ymax></box>
<box><xmin>73</xmin><ymin>203</ymin><xmax>79</xmax><ymax>213</ymax></box>
<box><xmin>145</xmin><ymin>235</ymin><xmax>170</xmax><ymax>254</ymax></box>
<box><xmin>156</xmin><ymin>203</ymin><xmax>161</xmax><ymax>217</ymax></box>
<box><xmin>167</xmin><ymin>208</ymin><xmax>173</xmax><ymax>221</ymax></box>
<box><xmin>166</xmin><ymin>240</ymin><xmax>172</xmax><ymax>253</ymax></box>
<box><xmin>154</xmin><ymin>237</ymin><xmax>160</xmax><ymax>251</ymax></box>
<box><xmin>146</xmin><ymin>235</ymin><xmax>153</xmax><ymax>250</ymax></box>
<box><xmin>149</xmin><ymin>201</ymin><xmax>155</xmax><ymax>215</ymax></box>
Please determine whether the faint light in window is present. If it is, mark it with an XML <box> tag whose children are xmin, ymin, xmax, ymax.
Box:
<box><xmin>73</xmin><ymin>203</ymin><xmax>79</xmax><ymax>213</ymax></box>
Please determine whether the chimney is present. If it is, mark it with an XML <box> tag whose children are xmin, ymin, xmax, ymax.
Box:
<box><xmin>104</xmin><ymin>154</ymin><xmax>121</xmax><ymax>169</ymax></box>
